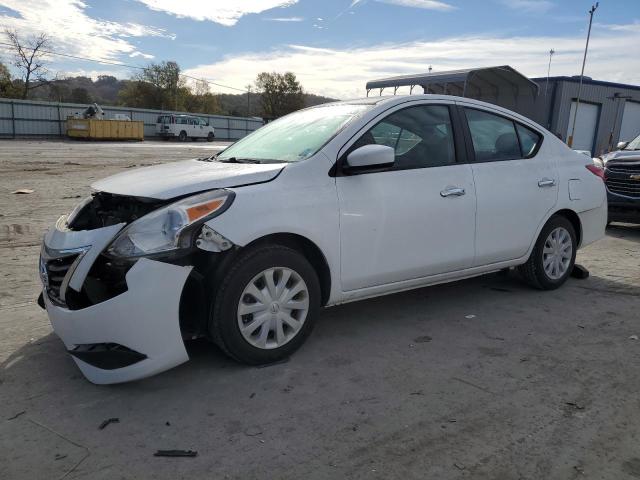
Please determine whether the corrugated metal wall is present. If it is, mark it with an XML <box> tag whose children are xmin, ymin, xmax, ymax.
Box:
<box><xmin>0</xmin><ymin>98</ymin><xmax>264</xmax><ymax>140</ymax></box>
<box><xmin>532</xmin><ymin>79</ymin><xmax>640</xmax><ymax>156</ymax></box>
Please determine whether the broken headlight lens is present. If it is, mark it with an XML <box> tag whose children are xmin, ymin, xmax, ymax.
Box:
<box><xmin>106</xmin><ymin>189</ymin><xmax>234</xmax><ymax>258</ymax></box>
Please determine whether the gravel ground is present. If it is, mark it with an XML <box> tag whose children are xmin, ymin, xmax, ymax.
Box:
<box><xmin>1</xmin><ymin>139</ymin><xmax>639</xmax><ymax>480</ymax></box>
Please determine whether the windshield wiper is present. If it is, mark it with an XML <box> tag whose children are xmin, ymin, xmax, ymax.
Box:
<box><xmin>217</xmin><ymin>157</ymin><xmax>261</xmax><ymax>164</ymax></box>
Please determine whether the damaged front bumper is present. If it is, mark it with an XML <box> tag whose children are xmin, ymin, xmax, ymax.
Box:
<box><xmin>40</xmin><ymin>216</ymin><xmax>193</xmax><ymax>384</ymax></box>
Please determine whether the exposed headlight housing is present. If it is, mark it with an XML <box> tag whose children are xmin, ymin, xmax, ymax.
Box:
<box><xmin>106</xmin><ymin>189</ymin><xmax>234</xmax><ymax>258</ymax></box>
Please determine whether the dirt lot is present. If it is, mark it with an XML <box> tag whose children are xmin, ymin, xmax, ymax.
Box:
<box><xmin>1</xmin><ymin>139</ymin><xmax>639</xmax><ymax>480</ymax></box>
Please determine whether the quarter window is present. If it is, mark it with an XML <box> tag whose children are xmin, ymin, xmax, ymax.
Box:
<box><xmin>350</xmin><ymin>105</ymin><xmax>456</xmax><ymax>170</ymax></box>
<box><xmin>516</xmin><ymin>123</ymin><xmax>542</xmax><ymax>158</ymax></box>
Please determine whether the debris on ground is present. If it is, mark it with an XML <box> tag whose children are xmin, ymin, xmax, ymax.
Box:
<box><xmin>244</xmin><ymin>426</ymin><xmax>263</xmax><ymax>437</ymax></box>
<box><xmin>165</xmin><ymin>421</ymin><xmax>171</xmax><ymax>426</ymax></box>
<box><xmin>249</xmin><ymin>392</ymin><xmax>256</xmax><ymax>399</ymax></box>
<box><xmin>154</xmin><ymin>450</ymin><xmax>197</xmax><ymax>458</ymax></box>
<box><xmin>7</xmin><ymin>411</ymin><xmax>25</xmax><ymax>420</ymax></box>
<box><xmin>629</xmin><ymin>335</ymin><xmax>638</xmax><ymax>340</ymax></box>
<box><xmin>464</xmin><ymin>314</ymin><xmax>476</xmax><ymax>319</ymax></box>
<box><xmin>413</xmin><ymin>335</ymin><xmax>432</xmax><ymax>343</ymax></box>
<box><xmin>565</xmin><ymin>402</ymin><xmax>585</xmax><ymax>410</ymax></box>
<box><xmin>571</xmin><ymin>264</ymin><xmax>590</xmax><ymax>279</ymax></box>
<box><xmin>98</xmin><ymin>418</ymin><xmax>119</xmax><ymax>430</ymax></box>
<box><xmin>11</xmin><ymin>189</ymin><xmax>34</xmax><ymax>194</ymax></box>
<box><xmin>454</xmin><ymin>462</ymin><xmax>465</xmax><ymax>470</ymax></box>
<box><xmin>54</xmin><ymin>453</ymin><xmax>67</xmax><ymax>461</ymax></box>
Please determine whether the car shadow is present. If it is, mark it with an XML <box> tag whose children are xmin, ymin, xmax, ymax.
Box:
<box><xmin>607</xmin><ymin>222</ymin><xmax>640</xmax><ymax>242</ymax></box>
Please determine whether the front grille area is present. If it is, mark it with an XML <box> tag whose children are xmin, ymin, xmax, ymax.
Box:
<box><xmin>605</xmin><ymin>163</ymin><xmax>640</xmax><ymax>198</ymax></box>
<box><xmin>42</xmin><ymin>253</ymin><xmax>81</xmax><ymax>307</ymax></box>
<box><xmin>606</xmin><ymin>163</ymin><xmax>640</xmax><ymax>174</ymax></box>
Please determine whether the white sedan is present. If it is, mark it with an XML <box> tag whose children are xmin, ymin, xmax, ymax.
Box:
<box><xmin>39</xmin><ymin>95</ymin><xmax>607</xmax><ymax>383</ymax></box>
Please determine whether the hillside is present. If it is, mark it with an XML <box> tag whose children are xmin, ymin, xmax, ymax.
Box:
<box><xmin>26</xmin><ymin>75</ymin><xmax>337</xmax><ymax>117</ymax></box>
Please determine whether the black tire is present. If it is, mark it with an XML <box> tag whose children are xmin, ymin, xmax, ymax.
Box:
<box><xmin>178</xmin><ymin>130</ymin><xmax>187</xmax><ymax>142</ymax></box>
<box><xmin>207</xmin><ymin>132</ymin><xmax>214</xmax><ymax>142</ymax></box>
<box><xmin>209</xmin><ymin>244</ymin><xmax>321</xmax><ymax>365</ymax></box>
<box><xmin>518</xmin><ymin>215</ymin><xmax>577</xmax><ymax>290</ymax></box>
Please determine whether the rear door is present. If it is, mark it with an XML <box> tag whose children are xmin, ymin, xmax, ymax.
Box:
<box><xmin>459</xmin><ymin>104</ymin><xmax>558</xmax><ymax>266</ymax></box>
<box><xmin>335</xmin><ymin>101</ymin><xmax>477</xmax><ymax>291</ymax></box>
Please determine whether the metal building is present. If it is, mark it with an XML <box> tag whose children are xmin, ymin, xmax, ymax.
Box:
<box><xmin>366</xmin><ymin>66</ymin><xmax>640</xmax><ymax>156</ymax></box>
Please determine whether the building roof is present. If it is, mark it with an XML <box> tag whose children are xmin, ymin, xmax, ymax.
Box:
<box><xmin>531</xmin><ymin>76</ymin><xmax>640</xmax><ymax>92</ymax></box>
<box><xmin>365</xmin><ymin>65</ymin><xmax>539</xmax><ymax>98</ymax></box>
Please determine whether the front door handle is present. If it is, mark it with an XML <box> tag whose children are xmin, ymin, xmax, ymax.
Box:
<box><xmin>440</xmin><ymin>187</ymin><xmax>466</xmax><ymax>197</ymax></box>
<box><xmin>538</xmin><ymin>178</ymin><xmax>556</xmax><ymax>187</ymax></box>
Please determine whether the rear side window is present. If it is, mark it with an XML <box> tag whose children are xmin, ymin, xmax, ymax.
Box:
<box><xmin>516</xmin><ymin>124</ymin><xmax>542</xmax><ymax>158</ymax></box>
<box><xmin>465</xmin><ymin>108</ymin><xmax>520</xmax><ymax>161</ymax></box>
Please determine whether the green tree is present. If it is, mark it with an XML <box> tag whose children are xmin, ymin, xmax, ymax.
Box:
<box><xmin>70</xmin><ymin>87</ymin><xmax>91</xmax><ymax>104</ymax></box>
<box><xmin>0</xmin><ymin>61</ymin><xmax>19</xmax><ymax>98</ymax></box>
<box><xmin>254</xmin><ymin>72</ymin><xmax>304</xmax><ymax>118</ymax></box>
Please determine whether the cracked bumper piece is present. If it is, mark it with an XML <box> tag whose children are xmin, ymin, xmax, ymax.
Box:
<box><xmin>44</xmin><ymin>258</ymin><xmax>192</xmax><ymax>384</ymax></box>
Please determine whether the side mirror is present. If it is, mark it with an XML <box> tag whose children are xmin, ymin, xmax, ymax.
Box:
<box><xmin>616</xmin><ymin>141</ymin><xmax>628</xmax><ymax>150</ymax></box>
<box><xmin>345</xmin><ymin>144</ymin><xmax>395</xmax><ymax>169</ymax></box>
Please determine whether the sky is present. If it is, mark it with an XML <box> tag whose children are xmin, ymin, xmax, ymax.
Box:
<box><xmin>0</xmin><ymin>0</ymin><xmax>639</xmax><ymax>99</ymax></box>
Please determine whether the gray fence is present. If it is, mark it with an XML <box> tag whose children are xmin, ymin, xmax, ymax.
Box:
<box><xmin>0</xmin><ymin>98</ymin><xmax>263</xmax><ymax>140</ymax></box>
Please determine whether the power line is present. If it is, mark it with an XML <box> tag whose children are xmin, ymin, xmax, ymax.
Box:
<box><xmin>0</xmin><ymin>41</ymin><xmax>247</xmax><ymax>93</ymax></box>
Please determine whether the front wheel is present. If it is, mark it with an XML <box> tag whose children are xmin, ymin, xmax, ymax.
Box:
<box><xmin>518</xmin><ymin>215</ymin><xmax>577</xmax><ymax>290</ymax></box>
<box><xmin>209</xmin><ymin>245</ymin><xmax>321</xmax><ymax>365</ymax></box>
<box><xmin>207</xmin><ymin>132</ymin><xmax>214</xmax><ymax>142</ymax></box>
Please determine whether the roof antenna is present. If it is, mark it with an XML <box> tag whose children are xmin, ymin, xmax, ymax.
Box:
<box><xmin>428</xmin><ymin>65</ymin><xmax>433</xmax><ymax>73</ymax></box>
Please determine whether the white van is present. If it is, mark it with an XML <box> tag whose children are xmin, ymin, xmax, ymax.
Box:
<box><xmin>156</xmin><ymin>114</ymin><xmax>215</xmax><ymax>142</ymax></box>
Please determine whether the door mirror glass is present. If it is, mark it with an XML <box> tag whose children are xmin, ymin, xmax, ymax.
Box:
<box><xmin>616</xmin><ymin>141</ymin><xmax>628</xmax><ymax>150</ymax></box>
<box><xmin>346</xmin><ymin>144</ymin><xmax>395</xmax><ymax>168</ymax></box>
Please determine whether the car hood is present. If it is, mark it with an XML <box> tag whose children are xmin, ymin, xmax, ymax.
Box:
<box><xmin>92</xmin><ymin>159</ymin><xmax>286</xmax><ymax>200</ymax></box>
<box><xmin>601</xmin><ymin>150</ymin><xmax>640</xmax><ymax>165</ymax></box>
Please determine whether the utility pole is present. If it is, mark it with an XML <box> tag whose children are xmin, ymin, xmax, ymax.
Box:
<box><xmin>544</xmin><ymin>48</ymin><xmax>555</xmax><ymax>97</ymax></box>
<box><xmin>246</xmin><ymin>85</ymin><xmax>251</xmax><ymax>116</ymax></box>
<box><xmin>568</xmin><ymin>2</ymin><xmax>598</xmax><ymax>148</ymax></box>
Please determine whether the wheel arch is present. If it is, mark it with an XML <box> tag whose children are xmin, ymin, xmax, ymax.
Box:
<box><xmin>553</xmin><ymin>208</ymin><xmax>582</xmax><ymax>247</ymax></box>
<box><xmin>242</xmin><ymin>233</ymin><xmax>332</xmax><ymax>306</ymax></box>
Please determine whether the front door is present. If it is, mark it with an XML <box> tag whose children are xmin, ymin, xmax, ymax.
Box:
<box><xmin>336</xmin><ymin>103</ymin><xmax>477</xmax><ymax>291</ymax></box>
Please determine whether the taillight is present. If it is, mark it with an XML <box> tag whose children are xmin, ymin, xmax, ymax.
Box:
<box><xmin>586</xmin><ymin>164</ymin><xmax>605</xmax><ymax>180</ymax></box>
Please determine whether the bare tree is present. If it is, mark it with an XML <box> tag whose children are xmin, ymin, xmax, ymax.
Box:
<box><xmin>4</xmin><ymin>29</ymin><xmax>51</xmax><ymax>99</ymax></box>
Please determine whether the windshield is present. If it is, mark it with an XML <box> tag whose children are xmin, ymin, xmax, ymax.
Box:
<box><xmin>217</xmin><ymin>104</ymin><xmax>371</xmax><ymax>163</ymax></box>
<box><xmin>624</xmin><ymin>133</ymin><xmax>640</xmax><ymax>150</ymax></box>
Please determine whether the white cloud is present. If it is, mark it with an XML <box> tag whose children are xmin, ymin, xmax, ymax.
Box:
<box><xmin>377</xmin><ymin>0</ymin><xmax>456</xmax><ymax>11</ymax></box>
<box><xmin>263</xmin><ymin>16</ymin><xmax>304</xmax><ymax>22</ymax></box>
<box><xmin>135</xmin><ymin>0</ymin><xmax>299</xmax><ymax>26</ymax></box>
<box><xmin>0</xmin><ymin>0</ymin><xmax>169</xmax><ymax>61</ymax></box>
<box><xmin>498</xmin><ymin>0</ymin><xmax>554</xmax><ymax>13</ymax></box>
<box><xmin>184</xmin><ymin>26</ymin><xmax>640</xmax><ymax>99</ymax></box>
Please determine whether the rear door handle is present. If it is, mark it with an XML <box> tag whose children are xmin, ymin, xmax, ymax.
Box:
<box><xmin>440</xmin><ymin>187</ymin><xmax>466</xmax><ymax>197</ymax></box>
<box><xmin>538</xmin><ymin>178</ymin><xmax>556</xmax><ymax>187</ymax></box>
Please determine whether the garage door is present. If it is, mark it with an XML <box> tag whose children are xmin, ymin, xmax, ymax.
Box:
<box><xmin>620</xmin><ymin>101</ymin><xmax>640</xmax><ymax>142</ymax></box>
<box><xmin>567</xmin><ymin>101</ymin><xmax>599</xmax><ymax>153</ymax></box>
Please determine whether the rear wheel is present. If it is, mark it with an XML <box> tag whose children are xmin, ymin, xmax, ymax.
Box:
<box><xmin>518</xmin><ymin>215</ymin><xmax>577</xmax><ymax>290</ymax></box>
<box><xmin>209</xmin><ymin>245</ymin><xmax>321</xmax><ymax>365</ymax></box>
<box><xmin>207</xmin><ymin>132</ymin><xmax>214</xmax><ymax>142</ymax></box>
<box><xmin>178</xmin><ymin>130</ymin><xmax>187</xmax><ymax>142</ymax></box>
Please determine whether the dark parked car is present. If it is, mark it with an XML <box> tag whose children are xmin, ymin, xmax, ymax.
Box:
<box><xmin>596</xmin><ymin>133</ymin><xmax>640</xmax><ymax>224</ymax></box>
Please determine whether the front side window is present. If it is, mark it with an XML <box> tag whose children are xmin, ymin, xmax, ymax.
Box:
<box><xmin>217</xmin><ymin>104</ymin><xmax>371</xmax><ymax>163</ymax></box>
<box><xmin>349</xmin><ymin>104</ymin><xmax>456</xmax><ymax>169</ymax></box>
<box><xmin>465</xmin><ymin>108</ymin><xmax>522</xmax><ymax>162</ymax></box>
